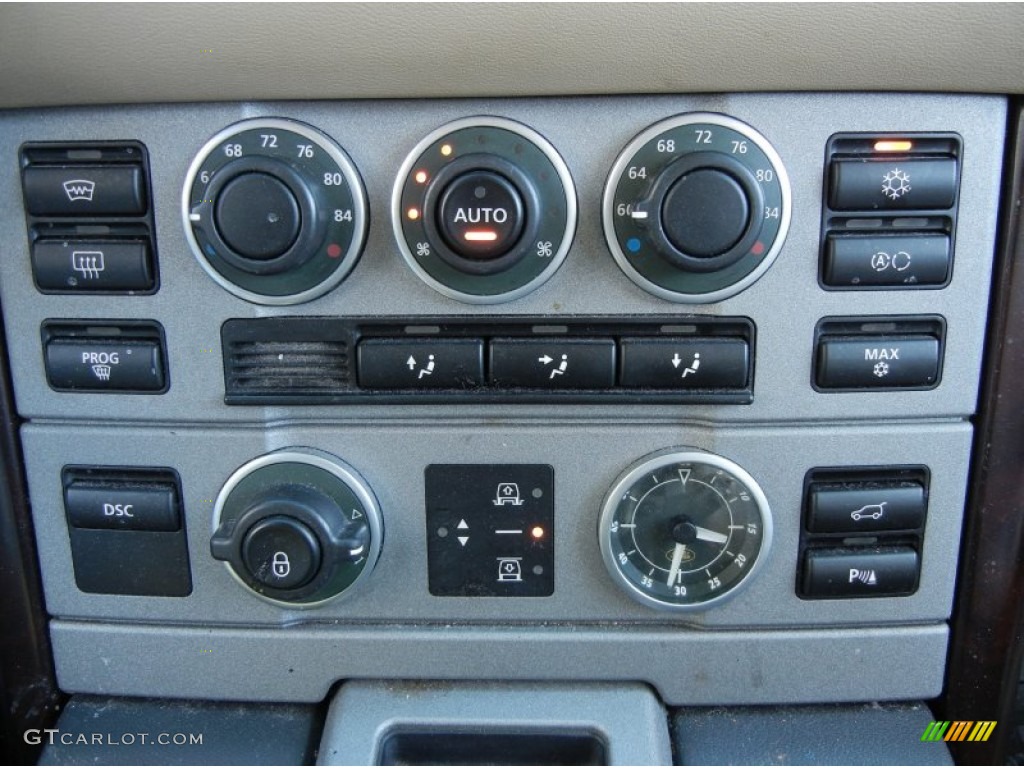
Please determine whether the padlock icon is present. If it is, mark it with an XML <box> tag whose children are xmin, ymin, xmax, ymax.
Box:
<box><xmin>271</xmin><ymin>551</ymin><xmax>291</xmax><ymax>578</ymax></box>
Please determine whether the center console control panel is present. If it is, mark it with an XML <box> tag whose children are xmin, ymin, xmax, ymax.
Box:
<box><xmin>0</xmin><ymin>94</ymin><xmax>1005</xmax><ymax>706</ymax></box>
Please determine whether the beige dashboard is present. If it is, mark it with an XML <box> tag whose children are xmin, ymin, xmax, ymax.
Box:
<box><xmin>0</xmin><ymin>3</ymin><xmax>1022</xmax><ymax>108</ymax></box>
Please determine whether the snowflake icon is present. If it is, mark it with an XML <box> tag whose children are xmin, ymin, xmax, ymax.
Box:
<box><xmin>873</xmin><ymin>361</ymin><xmax>890</xmax><ymax>378</ymax></box>
<box><xmin>881</xmin><ymin>168</ymin><xmax>912</xmax><ymax>200</ymax></box>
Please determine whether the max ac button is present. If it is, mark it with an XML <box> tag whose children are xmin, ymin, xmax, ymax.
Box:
<box><xmin>815</xmin><ymin>336</ymin><xmax>940</xmax><ymax>390</ymax></box>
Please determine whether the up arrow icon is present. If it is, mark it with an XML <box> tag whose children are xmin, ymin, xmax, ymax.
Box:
<box><xmin>406</xmin><ymin>355</ymin><xmax>417</xmax><ymax>370</ymax></box>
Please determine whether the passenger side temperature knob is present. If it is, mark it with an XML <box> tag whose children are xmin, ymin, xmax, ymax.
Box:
<box><xmin>210</xmin><ymin>449</ymin><xmax>382</xmax><ymax>606</ymax></box>
<box><xmin>604</xmin><ymin>113</ymin><xmax>791</xmax><ymax>302</ymax></box>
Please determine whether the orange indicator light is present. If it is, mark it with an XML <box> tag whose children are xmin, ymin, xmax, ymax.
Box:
<box><xmin>874</xmin><ymin>140</ymin><xmax>913</xmax><ymax>152</ymax></box>
<box><xmin>463</xmin><ymin>230</ymin><xmax>498</xmax><ymax>242</ymax></box>
<box><xmin>407</xmin><ymin>207</ymin><xmax>420</xmax><ymax>220</ymax></box>
<box><xmin>441</xmin><ymin>143</ymin><xmax>453</xmax><ymax>157</ymax></box>
<box><xmin>531</xmin><ymin>526</ymin><xmax>545</xmax><ymax>539</ymax></box>
<box><xmin>414</xmin><ymin>170</ymin><xmax>429</xmax><ymax>184</ymax></box>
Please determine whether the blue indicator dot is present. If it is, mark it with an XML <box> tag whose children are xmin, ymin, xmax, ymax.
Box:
<box><xmin>626</xmin><ymin>237</ymin><xmax>642</xmax><ymax>253</ymax></box>
<box><xmin>204</xmin><ymin>244</ymin><xmax>217</xmax><ymax>258</ymax></box>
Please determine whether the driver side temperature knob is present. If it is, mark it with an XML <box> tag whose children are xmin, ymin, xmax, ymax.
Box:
<box><xmin>183</xmin><ymin>118</ymin><xmax>368</xmax><ymax>305</ymax></box>
<box><xmin>210</xmin><ymin>449</ymin><xmax>382</xmax><ymax>607</ymax></box>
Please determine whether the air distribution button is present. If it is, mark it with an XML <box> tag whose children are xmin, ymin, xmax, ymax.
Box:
<box><xmin>438</xmin><ymin>171</ymin><xmax>525</xmax><ymax>260</ymax></box>
<box><xmin>214</xmin><ymin>172</ymin><xmax>301</xmax><ymax>261</ymax></box>
<box><xmin>661</xmin><ymin>169</ymin><xmax>750</xmax><ymax>258</ymax></box>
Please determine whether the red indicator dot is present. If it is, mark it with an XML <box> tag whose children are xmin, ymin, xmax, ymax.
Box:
<box><xmin>326</xmin><ymin>243</ymin><xmax>342</xmax><ymax>259</ymax></box>
<box><xmin>751</xmin><ymin>241</ymin><xmax>765</xmax><ymax>256</ymax></box>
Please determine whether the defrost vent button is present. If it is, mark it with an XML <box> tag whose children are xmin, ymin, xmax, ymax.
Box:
<box><xmin>22</xmin><ymin>165</ymin><xmax>146</xmax><ymax>217</ymax></box>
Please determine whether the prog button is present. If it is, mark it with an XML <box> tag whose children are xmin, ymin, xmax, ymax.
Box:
<box><xmin>45</xmin><ymin>339</ymin><xmax>166</xmax><ymax>392</ymax></box>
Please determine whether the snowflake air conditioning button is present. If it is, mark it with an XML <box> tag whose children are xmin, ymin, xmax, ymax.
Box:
<box><xmin>829</xmin><ymin>158</ymin><xmax>957</xmax><ymax>212</ymax></box>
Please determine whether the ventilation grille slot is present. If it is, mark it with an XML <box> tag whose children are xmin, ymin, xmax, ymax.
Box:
<box><xmin>226</xmin><ymin>340</ymin><xmax>351</xmax><ymax>393</ymax></box>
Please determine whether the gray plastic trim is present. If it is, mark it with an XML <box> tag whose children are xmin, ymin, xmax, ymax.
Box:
<box><xmin>602</xmin><ymin>112</ymin><xmax>792</xmax><ymax>303</ymax></box>
<box><xmin>181</xmin><ymin>117</ymin><xmax>369</xmax><ymax>306</ymax></box>
<box><xmin>49</xmin><ymin>620</ymin><xmax>949</xmax><ymax>706</ymax></box>
<box><xmin>390</xmin><ymin>115</ymin><xmax>577</xmax><ymax>304</ymax></box>
<box><xmin>318</xmin><ymin>680</ymin><xmax>671</xmax><ymax>766</ymax></box>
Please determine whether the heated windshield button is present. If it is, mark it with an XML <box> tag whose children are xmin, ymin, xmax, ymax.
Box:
<box><xmin>22</xmin><ymin>165</ymin><xmax>146</xmax><ymax>217</ymax></box>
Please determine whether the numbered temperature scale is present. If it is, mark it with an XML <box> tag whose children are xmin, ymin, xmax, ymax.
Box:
<box><xmin>182</xmin><ymin>118</ymin><xmax>368</xmax><ymax>304</ymax></box>
<box><xmin>604</xmin><ymin>113</ymin><xmax>791</xmax><ymax>303</ymax></box>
